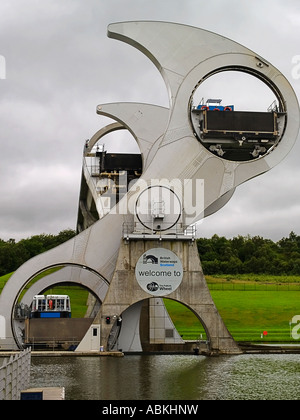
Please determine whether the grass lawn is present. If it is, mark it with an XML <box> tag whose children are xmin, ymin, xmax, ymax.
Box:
<box><xmin>164</xmin><ymin>285</ymin><xmax>300</xmax><ymax>342</ymax></box>
<box><xmin>211</xmin><ymin>290</ymin><xmax>300</xmax><ymax>342</ymax></box>
<box><xmin>163</xmin><ymin>299</ymin><xmax>207</xmax><ymax>341</ymax></box>
<box><xmin>0</xmin><ymin>272</ymin><xmax>13</xmax><ymax>293</ymax></box>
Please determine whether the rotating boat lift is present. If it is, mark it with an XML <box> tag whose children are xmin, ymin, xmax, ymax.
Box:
<box><xmin>0</xmin><ymin>22</ymin><xmax>299</xmax><ymax>353</ymax></box>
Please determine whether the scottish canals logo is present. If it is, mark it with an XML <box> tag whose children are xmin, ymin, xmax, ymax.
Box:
<box><xmin>135</xmin><ymin>248</ymin><xmax>183</xmax><ymax>296</ymax></box>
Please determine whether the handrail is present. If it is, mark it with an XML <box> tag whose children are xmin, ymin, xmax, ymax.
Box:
<box><xmin>122</xmin><ymin>222</ymin><xmax>196</xmax><ymax>239</ymax></box>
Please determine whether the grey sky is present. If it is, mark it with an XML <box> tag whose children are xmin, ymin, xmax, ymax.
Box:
<box><xmin>0</xmin><ymin>0</ymin><xmax>299</xmax><ymax>241</ymax></box>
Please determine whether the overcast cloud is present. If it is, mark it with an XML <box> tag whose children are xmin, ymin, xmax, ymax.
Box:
<box><xmin>0</xmin><ymin>0</ymin><xmax>299</xmax><ymax>241</ymax></box>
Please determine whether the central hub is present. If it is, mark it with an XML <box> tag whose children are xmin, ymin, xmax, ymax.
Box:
<box><xmin>135</xmin><ymin>185</ymin><xmax>182</xmax><ymax>232</ymax></box>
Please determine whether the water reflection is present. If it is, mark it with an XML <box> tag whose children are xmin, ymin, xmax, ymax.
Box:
<box><xmin>29</xmin><ymin>354</ymin><xmax>300</xmax><ymax>400</ymax></box>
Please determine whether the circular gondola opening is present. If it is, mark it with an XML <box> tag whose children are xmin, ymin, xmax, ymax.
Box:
<box><xmin>190</xmin><ymin>69</ymin><xmax>286</xmax><ymax>162</ymax></box>
<box><xmin>13</xmin><ymin>265</ymin><xmax>105</xmax><ymax>350</ymax></box>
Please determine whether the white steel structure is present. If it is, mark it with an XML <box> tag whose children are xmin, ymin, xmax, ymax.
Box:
<box><xmin>0</xmin><ymin>22</ymin><xmax>298</xmax><ymax>351</ymax></box>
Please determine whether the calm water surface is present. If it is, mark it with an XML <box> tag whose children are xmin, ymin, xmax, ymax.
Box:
<box><xmin>28</xmin><ymin>354</ymin><xmax>300</xmax><ymax>400</ymax></box>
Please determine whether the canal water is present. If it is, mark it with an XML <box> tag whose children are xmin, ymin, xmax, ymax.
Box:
<box><xmin>28</xmin><ymin>354</ymin><xmax>300</xmax><ymax>400</ymax></box>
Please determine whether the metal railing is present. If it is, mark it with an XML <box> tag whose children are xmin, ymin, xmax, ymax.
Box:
<box><xmin>122</xmin><ymin>222</ymin><xmax>196</xmax><ymax>239</ymax></box>
<box><xmin>208</xmin><ymin>282</ymin><xmax>300</xmax><ymax>292</ymax></box>
<box><xmin>25</xmin><ymin>337</ymin><xmax>80</xmax><ymax>351</ymax></box>
<box><xmin>0</xmin><ymin>347</ymin><xmax>31</xmax><ymax>400</ymax></box>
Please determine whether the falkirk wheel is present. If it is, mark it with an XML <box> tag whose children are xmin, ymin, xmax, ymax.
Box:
<box><xmin>0</xmin><ymin>22</ymin><xmax>299</xmax><ymax>353</ymax></box>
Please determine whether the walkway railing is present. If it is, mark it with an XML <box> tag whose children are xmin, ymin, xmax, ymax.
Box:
<box><xmin>0</xmin><ymin>347</ymin><xmax>31</xmax><ymax>400</ymax></box>
<box><xmin>208</xmin><ymin>282</ymin><xmax>300</xmax><ymax>291</ymax></box>
<box><xmin>122</xmin><ymin>222</ymin><xmax>196</xmax><ymax>239</ymax></box>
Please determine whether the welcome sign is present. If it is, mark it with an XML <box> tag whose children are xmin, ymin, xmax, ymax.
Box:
<box><xmin>135</xmin><ymin>248</ymin><xmax>183</xmax><ymax>296</ymax></box>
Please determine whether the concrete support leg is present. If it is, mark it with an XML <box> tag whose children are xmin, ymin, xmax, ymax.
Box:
<box><xmin>95</xmin><ymin>238</ymin><xmax>241</xmax><ymax>355</ymax></box>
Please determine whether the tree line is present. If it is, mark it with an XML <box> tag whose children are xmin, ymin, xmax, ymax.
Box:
<box><xmin>0</xmin><ymin>230</ymin><xmax>300</xmax><ymax>277</ymax></box>
<box><xmin>0</xmin><ymin>229</ymin><xmax>76</xmax><ymax>276</ymax></box>
<box><xmin>197</xmin><ymin>232</ymin><xmax>300</xmax><ymax>275</ymax></box>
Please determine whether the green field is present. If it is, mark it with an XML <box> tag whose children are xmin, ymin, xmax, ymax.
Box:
<box><xmin>164</xmin><ymin>281</ymin><xmax>300</xmax><ymax>342</ymax></box>
<box><xmin>212</xmin><ymin>289</ymin><xmax>300</xmax><ymax>342</ymax></box>
<box><xmin>1</xmin><ymin>273</ymin><xmax>300</xmax><ymax>343</ymax></box>
<box><xmin>0</xmin><ymin>272</ymin><xmax>13</xmax><ymax>292</ymax></box>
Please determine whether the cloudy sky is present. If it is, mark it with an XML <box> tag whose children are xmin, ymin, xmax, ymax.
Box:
<box><xmin>0</xmin><ymin>0</ymin><xmax>300</xmax><ymax>241</ymax></box>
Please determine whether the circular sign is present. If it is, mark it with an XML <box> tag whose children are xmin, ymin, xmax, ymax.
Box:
<box><xmin>135</xmin><ymin>248</ymin><xmax>183</xmax><ymax>296</ymax></box>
